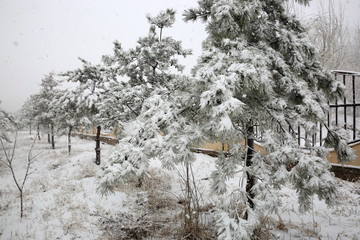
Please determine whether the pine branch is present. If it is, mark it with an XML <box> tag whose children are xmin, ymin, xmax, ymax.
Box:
<box><xmin>125</xmin><ymin>103</ymin><xmax>140</xmax><ymax>117</ymax></box>
<box><xmin>183</xmin><ymin>9</ymin><xmax>210</xmax><ymax>23</ymax></box>
<box><xmin>253</xmin><ymin>96</ymin><xmax>287</xmax><ymax>134</ymax></box>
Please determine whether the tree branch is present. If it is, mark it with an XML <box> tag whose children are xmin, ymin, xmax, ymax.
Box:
<box><xmin>22</xmin><ymin>134</ymin><xmax>38</xmax><ymax>189</ymax></box>
<box><xmin>253</xmin><ymin>96</ymin><xmax>287</xmax><ymax>134</ymax></box>
<box><xmin>125</xmin><ymin>103</ymin><xmax>140</xmax><ymax>116</ymax></box>
<box><xmin>0</xmin><ymin>158</ymin><xmax>10</xmax><ymax>168</ymax></box>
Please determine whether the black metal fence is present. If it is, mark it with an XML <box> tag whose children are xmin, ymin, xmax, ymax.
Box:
<box><xmin>299</xmin><ymin>70</ymin><xmax>360</xmax><ymax>147</ymax></box>
<box><xmin>253</xmin><ymin>70</ymin><xmax>360</xmax><ymax>147</ymax></box>
<box><xmin>330</xmin><ymin>71</ymin><xmax>360</xmax><ymax>144</ymax></box>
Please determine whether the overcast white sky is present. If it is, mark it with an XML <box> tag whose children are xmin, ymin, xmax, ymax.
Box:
<box><xmin>0</xmin><ymin>0</ymin><xmax>359</xmax><ymax>113</ymax></box>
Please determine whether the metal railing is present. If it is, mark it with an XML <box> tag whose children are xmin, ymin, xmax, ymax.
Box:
<box><xmin>300</xmin><ymin>70</ymin><xmax>360</xmax><ymax>147</ymax></box>
<box><xmin>253</xmin><ymin>70</ymin><xmax>360</xmax><ymax>147</ymax></box>
<box><xmin>330</xmin><ymin>70</ymin><xmax>360</xmax><ymax>144</ymax></box>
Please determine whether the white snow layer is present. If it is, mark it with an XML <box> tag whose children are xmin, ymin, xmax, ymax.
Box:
<box><xmin>0</xmin><ymin>131</ymin><xmax>359</xmax><ymax>239</ymax></box>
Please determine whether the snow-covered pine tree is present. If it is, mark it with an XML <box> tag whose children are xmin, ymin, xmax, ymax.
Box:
<box><xmin>19</xmin><ymin>97</ymin><xmax>37</xmax><ymax>135</ymax></box>
<box><xmin>99</xmin><ymin>9</ymin><xmax>193</xmax><ymax>191</ymax></box>
<box><xmin>97</xmin><ymin>9</ymin><xmax>191</xmax><ymax>126</ymax></box>
<box><xmin>63</xmin><ymin>58</ymin><xmax>109</xmax><ymax>163</ymax></box>
<box><xmin>52</xmin><ymin>88</ymin><xmax>92</xmax><ymax>155</ymax></box>
<box><xmin>21</xmin><ymin>94</ymin><xmax>43</xmax><ymax>140</ymax></box>
<box><xmin>183</xmin><ymin>0</ymin><xmax>355</xmax><ymax>238</ymax></box>
<box><xmin>31</xmin><ymin>73</ymin><xmax>60</xmax><ymax>148</ymax></box>
<box><xmin>0</xmin><ymin>101</ymin><xmax>16</xmax><ymax>142</ymax></box>
<box><xmin>63</xmin><ymin>58</ymin><xmax>106</xmax><ymax>121</ymax></box>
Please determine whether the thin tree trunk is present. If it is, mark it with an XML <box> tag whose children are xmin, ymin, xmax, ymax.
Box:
<box><xmin>51</xmin><ymin>124</ymin><xmax>55</xmax><ymax>149</ymax></box>
<box><xmin>48</xmin><ymin>124</ymin><xmax>51</xmax><ymax>143</ymax></box>
<box><xmin>184</xmin><ymin>161</ymin><xmax>192</xmax><ymax>233</ymax></box>
<box><xmin>68</xmin><ymin>126</ymin><xmax>73</xmax><ymax>155</ymax></box>
<box><xmin>1</xmin><ymin>132</ymin><xmax>38</xmax><ymax>219</ymax></box>
<box><xmin>95</xmin><ymin>126</ymin><xmax>101</xmax><ymax>165</ymax></box>
<box><xmin>29</xmin><ymin>124</ymin><xmax>32</xmax><ymax>135</ymax></box>
<box><xmin>245</xmin><ymin>124</ymin><xmax>255</xmax><ymax>219</ymax></box>
<box><xmin>20</xmin><ymin>191</ymin><xmax>23</xmax><ymax>218</ymax></box>
<box><xmin>37</xmin><ymin>124</ymin><xmax>41</xmax><ymax>140</ymax></box>
<box><xmin>159</xmin><ymin>27</ymin><xmax>163</xmax><ymax>42</ymax></box>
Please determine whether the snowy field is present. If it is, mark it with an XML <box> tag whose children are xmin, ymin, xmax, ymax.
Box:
<box><xmin>0</xmin><ymin>131</ymin><xmax>359</xmax><ymax>239</ymax></box>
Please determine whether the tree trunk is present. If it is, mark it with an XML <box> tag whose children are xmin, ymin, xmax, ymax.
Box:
<box><xmin>29</xmin><ymin>124</ymin><xmax>32</xmax><ymax>135</ymax></box>
<box><xmin>159</xmin><ymin>27</ymin><xmax>163</xmax><ymax>42</ymax></box>
<box><xmin>68</xmin><ymin>126</ymin><xmax>73</xmax><ymax>155</ymax></box>
<box><xmin>95</xmin><ymin>126</ymin><xmax>101</xmax><ymax>165</ymax></box>
<box><xmin>37</xmin><ymin>124</ymin><xmax>41</xmax><ymax>140</ymax></box>
<box><xmin>245</xmin><ymin>124</ymin><xmax>255</xmax><ymax>219</ymax></box>
<box><xmin>48</xmin><ymin>124</ymin><xmax>51</xmax><ymax>143</ymax></box>
<box><xmin>20</xmin><ymin>190</ymin><xmax>23</xmax><ymax>218</ymax></box>
<box><xmin>51</xmin><ymin>124</ymin><xmax>55</xmax><ymax>149</ymax></box>
<box><xmin>184</xmin><ymin>162</ymin><xmax>192</xmax><ymax>231</ymax></box>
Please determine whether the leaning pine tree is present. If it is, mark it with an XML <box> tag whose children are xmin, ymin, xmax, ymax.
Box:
<box><xmin>182</xmin><ymin>0</ymin><xmax>355</xmax><ymax>238</ymax></box>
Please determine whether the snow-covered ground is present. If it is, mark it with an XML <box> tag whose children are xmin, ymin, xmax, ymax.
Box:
<box><xmin>0</xmin><ymin>131</ymin><xmax>359</xmax><ymax>239</ymax></box>
<box><xmin>0</xmin><ymin>132</ymin><xmax>127</xmax><ymax>239</ymax></box>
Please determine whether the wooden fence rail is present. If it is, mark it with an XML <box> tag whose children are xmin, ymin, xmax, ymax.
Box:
<box><xmin>72</xmin><ymin>132</ymin><xmax>360</xmax><ymax>182</ymax></box>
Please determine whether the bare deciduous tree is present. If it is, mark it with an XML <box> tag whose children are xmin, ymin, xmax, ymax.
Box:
<box><xmin>286</xmin><ymin>0</ymin><xmax>359</xmax><ymax>71</ymax></box>
<box><xmin>306</xmin><ymin>0</ymin><xmax>349</xmax><ymax>70</ymax></box>
<box><xmin>0</xmin><ymin>132</ymin><xmax>40</xmax><ymax>218</ymax></box>
<box><xmin>348</xmin><ymin>24</ymin><xmax>360</xmax><ymax>71</ymax></box>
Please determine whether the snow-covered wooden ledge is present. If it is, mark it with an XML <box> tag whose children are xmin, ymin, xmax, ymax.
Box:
<box><xmin>330</xmin><ymin>164</ymin><xmax>360</xmax><ymax>182</ymax></box>
<box><xmin>187</xmin><ymin>140</ymin><xmax>360</xmax><ymax>182</ymax></box>
<box><xmin>327</xmin><ymin>141</ymin><xmax>360</xmax><ymax>167</ymax></box>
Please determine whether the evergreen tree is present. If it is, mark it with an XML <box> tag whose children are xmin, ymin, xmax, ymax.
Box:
<box><xmin>99</xmin><ymin>2</ymin><xmax>355</xmax><ymax>239</ymax></box>
<box><xmin>36</xmin><ymin>73</ymin><xmax>60</xmax><ymax>149</ymax></box>
<box><xmin>18</xmin><ymin>97</ymin><xmax>37</xmax><ymax>135</ymax></box>
<box><xmin>52</xmin><ymin>88</ymin><xmax>92</xmax><ymax>154</ymax></box>
<box><xmin>62</xmin><ymin>59</ymin><xmax>105</xmax><ymax>163</ymax></box>
<box><xmin>183</xmin><ymin>0</ymin><xmax>355</xmax><ymax>238</ymax></box>
<box><xmin>99</xmin><ymin>9</ymin><xmax>192</xmax><ymax>190</ymax></box>
<box><xmin>0</xmin><ymin>101</ymin><xmax>16</xmax><ymax>142</ymax></box>
<box><xmin>97</xmin><ymin>9</ymin><xmax>191</xmax><ymax>127</ymax></box>
<box><xmin>22</xmin><ymin>73</ymin><xmax>62</xmax><ymax>147</ymax></box>
<box><xmin>21</xmin><ymin>94</ymin><xmax>42</xmax><ymax>139</ymax></box>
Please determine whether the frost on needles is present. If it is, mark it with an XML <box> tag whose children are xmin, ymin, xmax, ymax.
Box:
<box><xmin>98</xmin><ymin>9</ymin><xmax>194</xmax><ymax>194</ymax></box>
<box><xmin>183</xmin><ymin>0</ymin><xmax>355</xmax><ymax>238</ymax></box>
<box><xmin>98</xmin><ymin>1</ymin><xmax>356</xmax><ymax>239</ymax></box>
<box><xmin>0</xmin><ymin>102</ymin><xmax>16</xmax><ymax>142</ymax></box>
